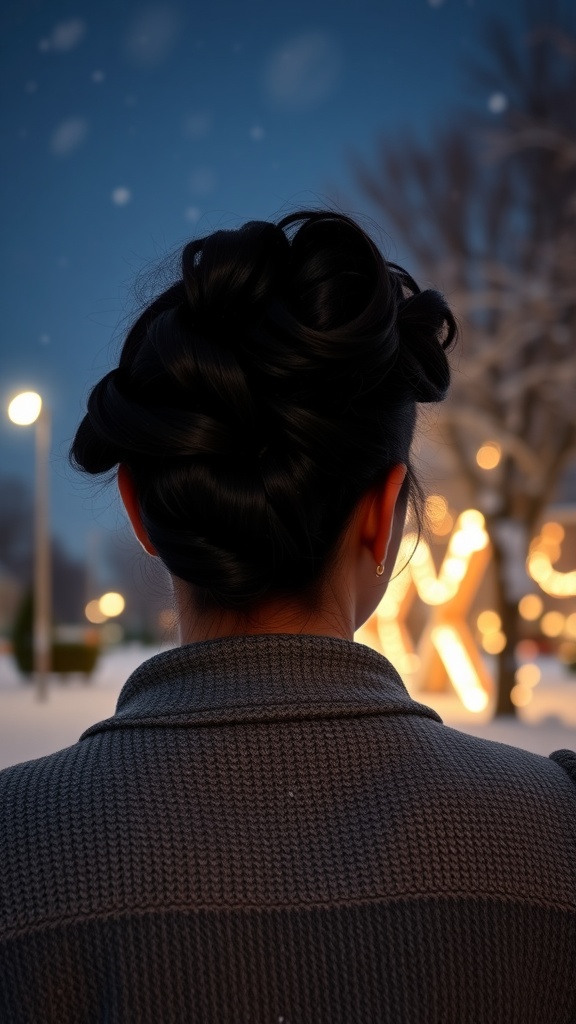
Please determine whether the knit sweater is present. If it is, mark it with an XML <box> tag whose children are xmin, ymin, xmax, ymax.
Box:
<box><xmin>1</xmin><ymin>634</ymin><xmax>575</xmax><ymax>1023</ymax></box>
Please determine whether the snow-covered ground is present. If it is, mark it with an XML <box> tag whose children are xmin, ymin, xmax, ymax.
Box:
<box><xmin>0</xmin><ymin>645</ymin><xmax>575</xmax><ymax>771</ymax></box>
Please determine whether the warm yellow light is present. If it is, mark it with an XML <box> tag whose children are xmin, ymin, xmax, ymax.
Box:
<box><xmin>527</xmin><ymin>552</ymin><xmax>552</xmax><ymax>580</ymax></box>
<box><xmin>511</xmin><ymin>683</ymin><xmax>533</xmax><ymax>707</ymax></box>
<box><xmin>85</xmin><ymin>599</ymin><xmax>107</xmax><ymax>624</ymax></box>
<box><xmin>539</xmin><ymin>540</ymin><xmax>561</xmax><ymax>563</ymax></box>
<box><xmin>564</xmin><ymin>613</ymin><xmax>576</xmax><ymax>640</ymax></box>
<box><xmin>540</xmin><ymin>611</ymin><xmax>565</xmax><ymax>638</ymax></box>
<box><xmin>431</xmin><ymin>626</ymin><xmax>489</xmax><ymax>712</ymax></box>
<box><xmin>527</xmin><ymin>530</ymin><xmax>576</xmax><ymax>597</ymax></box>
<box><xmin>98</xmin><ymin>592</ymin><xmax>125</xmax><ymax>617</ymax></box>
<box><xmin>443</xmin><ymin>557</ymin><xmax>467</xmax><ymax>582</ymax></box>
<box><xmin>476</xmin><ymin>442</ymin><xmax>501</xmax><ymax>470</ymax></box>
<box><xmin>481</xmin><ymin>631</ymin><xmax>507</xmax><ymax>654</ymax></box>
<box><xmin>518</xmin><ymin>594</ymin><xmax>544</xmax><ymax>621</ymax></box>
<box><xmin>558</xmin><ymin>642</ymin><xmax>576</xmax><ymax>665</ymax></box>
<box><xmin>426</xmin><ymin>495</ymin><xmax>455</xmax><ymax>537</ymax></box>
<box><xmin>477</xmin><ymin>609</ymin><xmax>502</xmax><ymax>635</ymax></box>
<box><xmin>410</xmin><ymin>540</ymin><xmax>430</xmax><ymax>567</ymax></box>
<box><xmin>399</xmin><ymin>652</ymin><xmax>421</xmax><ymax>675</ymax></box>
<box><xmin>541</xmin><ymin>521</ymin><xmax>565</xmax><ymax>543</ymax></box>
<box><xmin>433</xmin><ymin>513</ymin><xmax>454</xmax><ymax>537</ymax></box>
<box><xmin>515</xmin><ymin>663</ymin><xmax>541</xmax><ymax>688</ymax></box>
<box><xmin>419</xmin><ymin>579</ymin><xmax>455</xmax><ymax>605</ymax></box>
<box><xmin>8</xmin><ymin>391</ymin><xmax>42</xmax><ymax>426</ymax></box>
<box><xmin>450</xmin><ymin>525</ymin><xmax>488</xmax><ymax>557</ymax></box>
<box><xmin>458</xmin><ymin>509</ymin><xmax>486</xmax><ymax>530</ymax></box>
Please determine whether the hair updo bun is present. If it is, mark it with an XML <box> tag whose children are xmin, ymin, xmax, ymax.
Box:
<box><xmin>71</xmin><ymin>209</ymin><xmax>456</xmax><ymax>610</ymax></box>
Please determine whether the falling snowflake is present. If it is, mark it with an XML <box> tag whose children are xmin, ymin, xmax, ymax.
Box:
<box><xmin>39</xmin><ymin>19</ymin><xmax>87</xmax><ymax>53</ymax></box>
<box><xmin>428</xmin><ymin>0</ymin><xmax>445</xmax><ymax>6</ymax></box>
<box><xmin>92</xmin><ymin>70</ymin><xmax>105</xmax><ymax>83</ymax></box>
<box><xmin>111</xmin><ymin>187</ymin><xmax>131</xmax><ymax>206</ymax></box>
<box><xmin>50</xmin><ymin>117</ymin><xmax>88</xmax><ymax>156</ymax></box>
<box><xmin>39</xmin><ymin>334</ymin><xmax>50</xmax><ymax>345</ymax></box>
<box><xmin>488</xmin><ymin>92</ymin><xmax>508</xmax><ymax>114</ymax></box>
<box><xmin>264</xmin><ymin>32</ymin><xmax>341</xmax><ymax>109</ymax></box>
<box><xmin>182</xmin><ymin>112</ymin><xmax>211</xmax><ymax>139</ymax></box>
<box><xmin>24</xmin><ymin>81</ymin><xmax>37</xmax><ymax>94</ymax></box>
<box><xmin>125</xmin><ymin>8</ymin><xmax>180</xmax><ymax>67</ymax></box>
<box><xmin>189</xmin><ymin>168</ymin><xmax>216</xmax><ymax>195</ymax></box>
<box><xmin>184</xmin><ymin>206</ymin><xmax>201</xmax><ymax>223</ymax></box>
<box><xmin>250</xmin><ymin>125</ymin><xmax>265</xmax><ymax>140</ymax></box>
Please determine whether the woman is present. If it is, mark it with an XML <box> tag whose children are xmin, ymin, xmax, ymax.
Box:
<box><xmin>1</xmin><ymin>211</ymin><xmax>575</xmax><ymax>1022</ymax></box>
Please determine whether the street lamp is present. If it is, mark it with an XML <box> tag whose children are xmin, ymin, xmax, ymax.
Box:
<box><xmin>7</xmin><ymin>391</ymin><xmax>52</xmax><ymax>700</ymax></box>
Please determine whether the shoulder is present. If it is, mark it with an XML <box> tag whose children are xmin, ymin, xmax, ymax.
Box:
<box><xmin>549</xmin><ymin>748</ymin><xmax>576</xmax><ymax>787</ymax></box>
<box><xmin>0</xmin><ymin>740</ymin><xmax>91</xmax><ymax>812</ymax></box>
<box><xmin>411</xmin><ymin>718</ymin><xmax>576</xmax><ymax>805</ymax></box>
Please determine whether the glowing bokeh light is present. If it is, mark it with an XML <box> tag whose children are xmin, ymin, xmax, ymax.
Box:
<box><xmin>8</xmin><ymin>391</ymin><xmax>42</xmax><ymax>426</ymax></box>
<box><xmin>564</xmin><ymin>613</ymin><xmax>576</xmax><ymax>640</ymax></box>
<box><xmin>541</xmin><ymin>521</ymin><xmax>565</xmax><ymax>543</ymax></box>
<box><xmin>511</xmin><ymin>683</ymin><xmax>533</xmax><ymax>707</ymax></box>
<box><xmin>476</xmin><ymin>442</ymin><xmax>501</xmax><ymax>470</ymax></box>
<box><xmin>481</xmin><ymin>631</ymin><xmax>507</xmax><ymax>655</ymax></box>
<box><xmin>540</xmin><ymin>611</ymin><xmax>565</xmax><ymax>638</ymax></box>
<box><xmin>515</xmin><ymin>663</ymin><xmax>541</xmax><ymax>688</ymax></box>
<box><xmin>518</xmin><ymin>594</ymin><xmax>543</xmax><ymax>621</ymax></box>
<box><xmin>476</xmin><ymin>610</ymin><xmax>501</xmax><ymax>635</ymax></box>
<box><xmin>98</xmin><ymin>592</ymin><xmax>125</xmax><ymax>617</ymax></box>
<box><xmin>527</xmin><ymin>526</ymin><xmax>576</xmax><ymax>597</ymax></box>
<box><xmin>85</xmin><ymin>599</ymin><xmax>107</xmax><ymax>624</ymax></box>
<box><xmin>431</xmin><ymin>626</ymin><xmax>489</xmax><ymax>712</ymax></box>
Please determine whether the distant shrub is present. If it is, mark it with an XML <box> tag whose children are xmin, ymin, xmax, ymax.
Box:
<box><xmin>11</xmin><ymin>589</ymin><xmax>99</xmax><ymax>677</ymax></box>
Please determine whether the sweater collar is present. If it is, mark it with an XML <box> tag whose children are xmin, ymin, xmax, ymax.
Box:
<box><xmin>80</xmin><ymin>633</ymin><xmax>442</xmax><ymax>740</ymax></box>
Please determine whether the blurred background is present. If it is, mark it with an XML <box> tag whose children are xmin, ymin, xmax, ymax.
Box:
<box><xmin>1</xmin><ymin>0</ymin><xmax>575</xmax><ymax>766</ymax></box>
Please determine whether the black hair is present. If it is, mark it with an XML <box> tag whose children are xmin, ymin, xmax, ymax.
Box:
<box><xmin>71</xmin><ymin>210</ymin><xmax>456</xmax><ymax>611</ymax></box>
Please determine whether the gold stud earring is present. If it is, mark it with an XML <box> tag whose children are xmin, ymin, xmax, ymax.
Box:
<box><xmin>375</xmin><ymin>562</ymin><xmax>385</xmax><ymax>577</ymax></box>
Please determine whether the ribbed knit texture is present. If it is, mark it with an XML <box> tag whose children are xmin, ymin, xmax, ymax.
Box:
<box><xmin>1</xmin><ymin>633</ymin><xmax>575</xmax><ymax>1022</ymax></box>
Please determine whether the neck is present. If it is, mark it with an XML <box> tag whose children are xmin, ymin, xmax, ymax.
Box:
<box><xmin>173</xmin><ymin>579</ymin><xmax>356</xmax><ymax>645</ymax></box>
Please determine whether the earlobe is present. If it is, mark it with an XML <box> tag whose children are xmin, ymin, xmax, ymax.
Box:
<box><xmin>117</xmin><ymin>464</ymin><xmax>158</xmax><ymax>556</ymax></box>
<box><xmin>364</xmin><ymin>463</ymin><xmax>408</xmax><ymax>570</ymax></box>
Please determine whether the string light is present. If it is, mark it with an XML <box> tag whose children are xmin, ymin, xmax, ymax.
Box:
<box><xmin>515</xmin><ymin>663</ymin><xmax>541</xmax><ymax>688</ymax></box>
<box><xmin>540</xmin><ymin>611</ymin><xmax>566</xmax><ymax>638</ymax></box>
<box><xmin>527</xmin><ymin>526</ymin><xmax>576</xmax><ymax>597</ymax></box>
<box><xmin>98</xmin><ymin>592</ymin><xmax>125</xmax><ymax>617</ymax></box>
<box><xmin>481</xmin><ymin>631</ymin><xmax>507</xmax><ymax>655</ymax></box>
<box><xmin>85</xmin><ymin>599</ymin><xmax>107</xmax><ymax>624</ymax></box>
<box><xmin>477</xmin><ymin>610</ymin><xmax>501</xmax><ymax>634</ymax></box>
<box><xmin>476</xmin><ymin>442</ymin><xmax>502</xmax><ymax>470</ymax></box>
<box><xmin>518</xmin><ymin>594</ymin><xmax>543</xmax><ymax>621</ymax></box>
<box><xmin>510</xmin><ymin>684</ymin><xmax>533</xmax><ymax>707</ymax></box>
<box><xmin>564</xmin><ymin>613</ymin><xmax>576</xmax><ymax>640</ymax></box>
<box><xmin>431</xmin><ymin>626</ymin><xmax>489</xmax><ymax>712</ymax></box>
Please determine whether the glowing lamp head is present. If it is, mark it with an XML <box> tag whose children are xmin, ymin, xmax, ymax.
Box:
<box><xmin>8</xmin><ymin>391</ymin><xmax>42</xmax><ymax>426</ymax></box>
<box><xmin>98</xmin><ymin>592</ymin><xmax>125</xmax><ymax>618</ymax></box>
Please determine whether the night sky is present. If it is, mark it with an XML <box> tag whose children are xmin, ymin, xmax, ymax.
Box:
<box><xmin>1</xmin><ymin>0</ymin><xmax>527</xmax><ymax>561</ymax></box>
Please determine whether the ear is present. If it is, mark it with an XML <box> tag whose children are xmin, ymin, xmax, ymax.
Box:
<box><xmin>117</xmin><ymin>464</ymin><xmax>158</xmax><ymax>556</ymax></box>
<box><xmin>360</xmin><ymin>464</ymin><xmax>408</xmax><ymax>571</ymax></box>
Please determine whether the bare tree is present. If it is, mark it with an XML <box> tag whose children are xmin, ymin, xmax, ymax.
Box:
<box><xmin>354</xmin><ymin>9</ymin><xmax>576</xmax><ymax>714</ymax></box>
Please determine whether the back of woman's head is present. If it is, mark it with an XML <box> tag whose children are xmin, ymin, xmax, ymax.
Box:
<box><xmin>71</xmin><ymin>210</ymin><xmax>456</xmax><ymax>611</ymax></box>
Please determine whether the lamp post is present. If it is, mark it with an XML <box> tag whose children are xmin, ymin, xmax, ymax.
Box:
<box><xmin>7</xmin><ymin>391</ymin><xmax>51</xmax><ymax>700</ymax></box>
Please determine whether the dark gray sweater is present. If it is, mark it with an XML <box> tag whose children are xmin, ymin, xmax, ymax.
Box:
<box><xmin>1</xmin><ymin>633</ymin><xmax>575</xmax><ymax>1023</ymax></box>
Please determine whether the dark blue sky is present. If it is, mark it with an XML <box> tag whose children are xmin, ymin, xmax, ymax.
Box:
<box><xmin>1</xmin><ymin>0</ymin><xmax>526</xmax><ymax>560</ymax></box>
